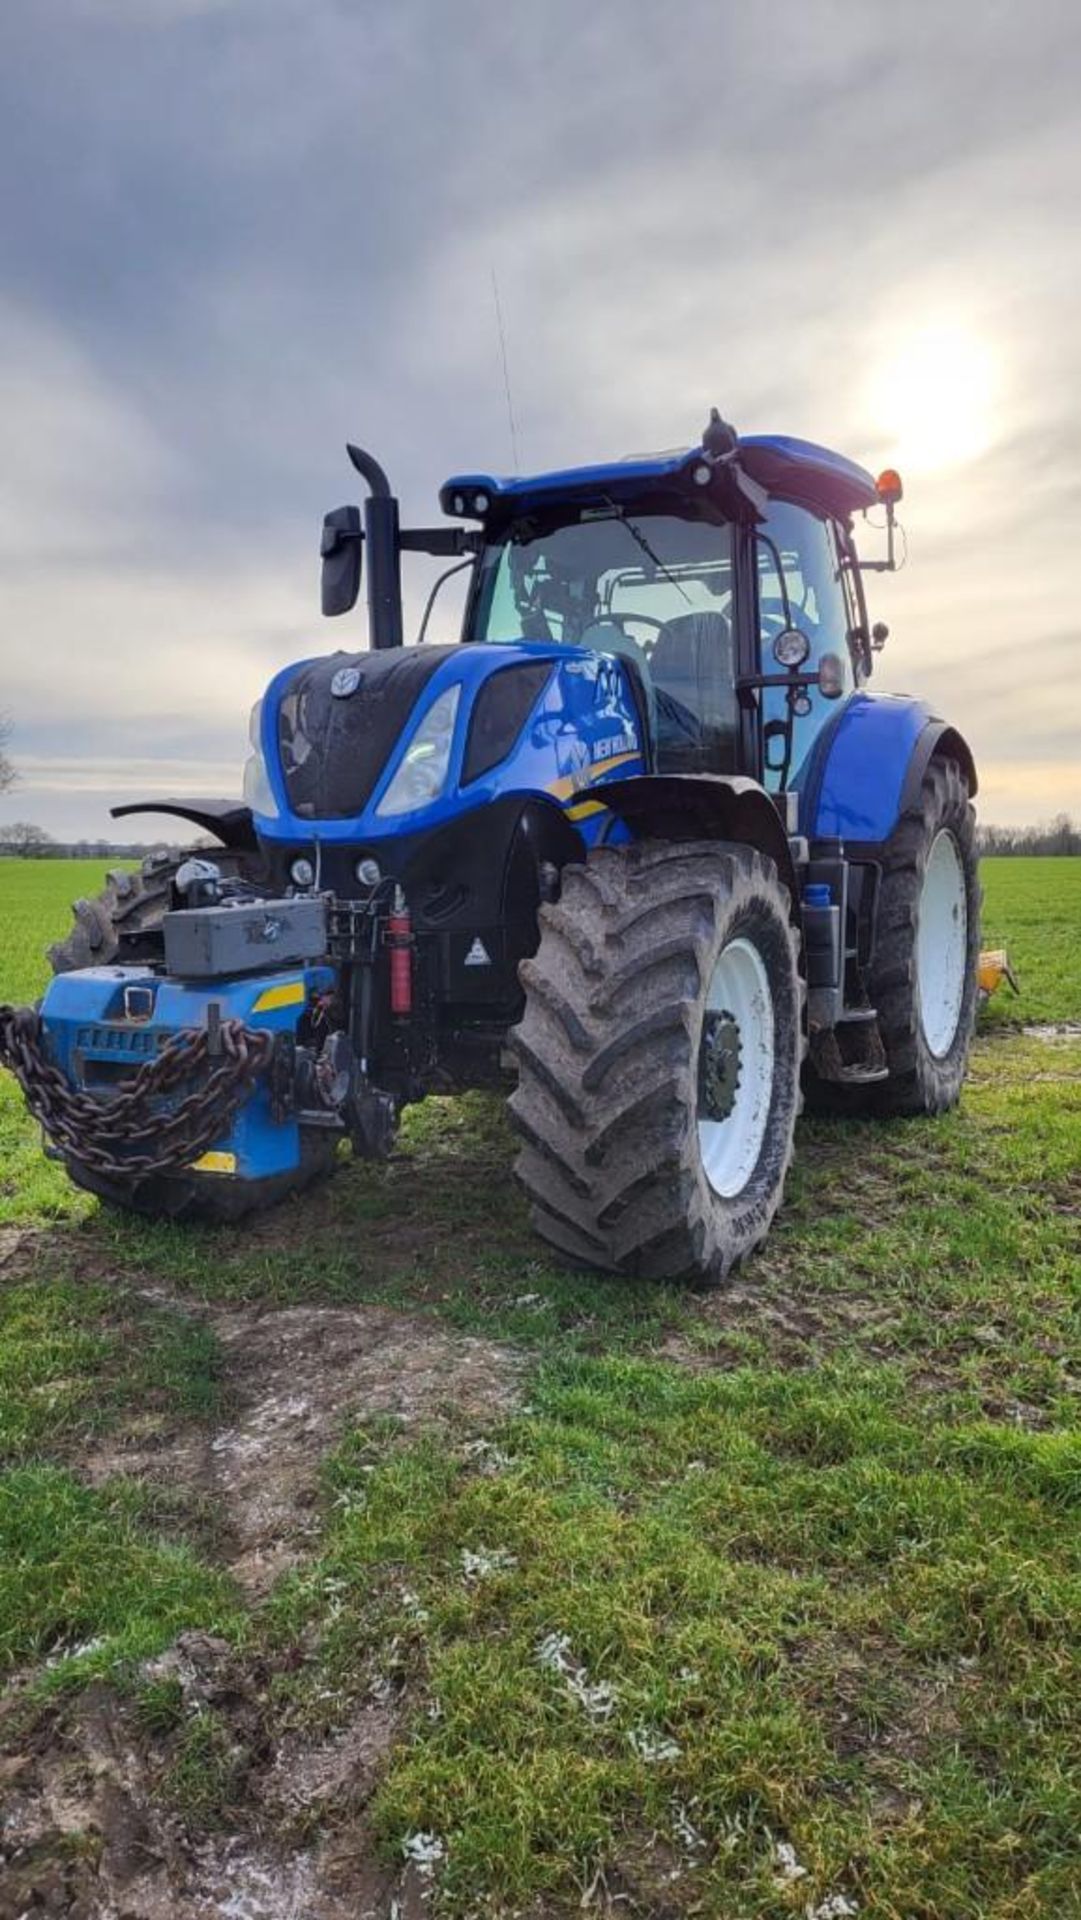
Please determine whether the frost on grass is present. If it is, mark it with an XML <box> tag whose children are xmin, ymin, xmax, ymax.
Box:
<box><xmin>774</xmin><ymin>1839</ymin><xmax>809</xmax><ymax>1885</ymax></box>
<box><xmin>460</xmin><ymin>1545</ymin><xmax>518</xmax><ymax>1580</ymax></box>
<box><xmin>44</xmin><ymin>1634</ymin><xmax>106</xmax><ymax>1669</ymax></box>
<box><xmin>772</xmin><ymin>1843</ymin><xmax>858</xmax><ymax>1916</ymax></box>
<box><xmin>535</xmin><ymin>1631</ymin><xmax>619</xmax><ymax>1721</ymax></box>
<box><xmin>461</xmin><ymin>1436</ymin><xmax>513</xmax><ymax>1474</ymax></box>
<box><xmin>627</xmin><ymin>1725</ymin><xmax>681</xmax><ymax>1763</ymax></box>
<box><xmin>402</xmin><ymin>1831</ymin><xmax>445</xmax><ymax>1875</ymax></box>
<box><xmin>671</xmin><ymin>1801</ymin><xmax>706</xmax><ymax>1854</ymax></box>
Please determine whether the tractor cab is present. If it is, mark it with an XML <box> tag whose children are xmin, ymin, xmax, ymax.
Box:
<box><xmin>443</xmin><ymin>424</ymin><xmax>886</xmax><ymax>805</ymax></box>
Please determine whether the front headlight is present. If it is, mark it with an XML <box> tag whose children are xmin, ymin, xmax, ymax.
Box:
<box><xmin>242</xmin><ymin>698</ymin><xmax>277</xmax><ymax>815</ymax></box>
<box><xmin>376</xmin><ymin>685</ymin><xmax>460</xmax><ymax>818</ymax></box>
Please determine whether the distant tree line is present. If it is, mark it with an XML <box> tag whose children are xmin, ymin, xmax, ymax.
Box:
<box><xmin>977</xmin><ymin>814</ymin><xmax>1081</xmax><ymax>857</ymax></box>
<box><xmin>0</xmin><ymin>824</ymin><xmax>189</xmax><ymax>860</ymax></box>
<box><xmin>0</xmin><ymin>717</ymin><xmax>191</xmax><ymax>859</ymax></box>
<box><xmin>5</xmin><ymin>816</ymin><xmax>1080</xmax><ymax>861</ymax></box>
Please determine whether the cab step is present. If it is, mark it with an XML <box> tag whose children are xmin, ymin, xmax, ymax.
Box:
<box><xmin>808</xmin><ymin>1008</ymin><xmax>889</xmax><ymax>1087</ymax></box>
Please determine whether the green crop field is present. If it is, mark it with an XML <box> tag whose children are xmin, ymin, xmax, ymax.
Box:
<box><xmin>1</xmin><ymin>856</ymin><xmax>1079</xmax><ymax>1918</ymax></box>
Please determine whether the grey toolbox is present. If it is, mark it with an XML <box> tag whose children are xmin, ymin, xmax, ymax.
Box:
<box><xmin>163</xmin><ymin>898</ymin><xmax>328</xmax><ymax>978</ymax></box>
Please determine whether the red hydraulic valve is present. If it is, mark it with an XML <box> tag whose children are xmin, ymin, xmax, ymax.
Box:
<box><xmin>387</xmin><ymin>887</ymin><xmax>413</xmax><ymax>1017</ymax></box>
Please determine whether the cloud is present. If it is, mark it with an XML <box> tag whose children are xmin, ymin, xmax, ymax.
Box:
<box><xmin>0</xmin><ymin>300</ymin><xmax>179</xmax><ymax>566</ymax></box>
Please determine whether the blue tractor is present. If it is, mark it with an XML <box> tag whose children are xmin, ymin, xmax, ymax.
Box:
<box><xmin>2</xmin><ymin>412</ymin><xmax>980</xmax><ymax>1281</ymax></box>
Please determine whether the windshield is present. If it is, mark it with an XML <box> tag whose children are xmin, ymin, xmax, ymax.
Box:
<box><xmin>469</xmin><ymin>508</ymin><xmax>739</xmax><ymax>774</ymax></box>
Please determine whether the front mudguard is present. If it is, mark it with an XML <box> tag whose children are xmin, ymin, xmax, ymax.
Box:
<box><xmin>594</xmin><ymin>772</ymin><xmax>800</xmax><ymax>909</ymax></box>
<box><xmin>110</xmin><ymin>797</ymin><xmax>258</xmax><ymax>852</ymax></box>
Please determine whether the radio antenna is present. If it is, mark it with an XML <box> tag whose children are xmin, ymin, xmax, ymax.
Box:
<box><xmin>491</xmin><ymin>268</ymin><xmax>521</xmax><ymax>472</ymax></box>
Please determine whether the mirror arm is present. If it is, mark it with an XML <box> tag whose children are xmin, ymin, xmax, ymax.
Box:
<box><xmin>738</xmin><ymin>670</ymin><xmax>819</xmax><ymax>691</ymax></box>
<box><xmin>399</xmin><ymin>527</ymin><xmax>481</xmax><ymax>557</ymax></box>
<box><xmin>320</xmin><ymin>523</ymin><xmax>363</xmax><ymax>558</ymax></box>
<box><xmin>843</xmin><ymin>496</ymin><xmax>899</xmax><ymax>574</ymax></box>
<box><xmin>739</xmin><ymin>661</ymin><xmax>844</xmax><ymax>700</ymax></box>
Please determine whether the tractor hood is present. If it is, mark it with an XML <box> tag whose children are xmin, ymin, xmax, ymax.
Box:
<box><xmin>275</xmin><ymin>645</ymin><xmax>457</xmax><ymax>820</ymax></box>
<box><xmin>250</xmin><ymin>639</ymin><xmax>647</xmax><ymax>851</ymax></box>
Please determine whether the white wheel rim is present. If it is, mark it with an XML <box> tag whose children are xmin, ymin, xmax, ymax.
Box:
<box><xmin>917</xmin><ymin>830</ymin><xmax>968</xmax><ymax>1057</ymax></box>
<box><xmin>697</xmin><ymin>936</ymin><xmax>775</xmax><ymax>1198</ymax></box>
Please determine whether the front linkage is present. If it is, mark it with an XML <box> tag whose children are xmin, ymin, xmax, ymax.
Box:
<box><xmin>0</xmin><ymin>880</ymin><xmax>431</xmax><ymax>1212</ymax></box>
<box><xmin>0</xmin><ymin>1002</ymin><xmax>275</xmax><ymax>1183</ymax></box>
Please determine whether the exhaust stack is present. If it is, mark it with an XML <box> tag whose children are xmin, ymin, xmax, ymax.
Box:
<box><xmin>346</xmin><ymin>443</ymin><xmax>404</xmax><ymax>650</ymax></box>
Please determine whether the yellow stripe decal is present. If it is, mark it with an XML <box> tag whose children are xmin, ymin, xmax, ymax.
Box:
<box><xmin>592</xmin><ymin>750</ymin><xmax>641</xmax><ymax>779</ymax></box>
<box><xmin>190</xmin><ymin>1151</ymin><xmax>237</xmax><ymax>1175</ymax></box>
<box><xmin>251</xmin><ymin>980</ymin><xmax>306</xmax><ymax>1014</ymax></box>
<box><xmin>565</xmin><ymin>798</ymin><xmax>608</xmax><ymax>821</ymax></box>
<box><xmin>550</xmin><ymin>749</ymin><xmax>641</xmax><ymax>803</ymax></box>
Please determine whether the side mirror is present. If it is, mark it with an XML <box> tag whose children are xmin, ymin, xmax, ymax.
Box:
<box><xmin>763</xmin><ymin>719</ymin><xmax>789</xmax><ymax>772</ymax></box>
<box><xmin>320</xmin><ymin>505</ymin><xmax>363</xmax><ymax>616</ymax></box>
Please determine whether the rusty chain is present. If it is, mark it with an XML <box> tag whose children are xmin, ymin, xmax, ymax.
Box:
<box><xmin>0</xmin><ymin>1003</ymin><xmax>274</xmax><ymax>1183</ymax></box>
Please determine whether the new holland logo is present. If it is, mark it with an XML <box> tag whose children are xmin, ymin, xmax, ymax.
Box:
<box><xmin>464</xmin><ymin>937</ymin><xmax>491</xmax><ymax>967</ymax></box>
<box><xmin>330</xmin><ymin>665</ymin><xmax>362</xmax><ymax>698</ymax></box>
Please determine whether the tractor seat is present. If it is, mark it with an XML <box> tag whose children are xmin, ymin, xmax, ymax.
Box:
<box><xmin>649</xmin><ymin>610</ymin><xmax>737</xmax><ymax>772</ymax></box>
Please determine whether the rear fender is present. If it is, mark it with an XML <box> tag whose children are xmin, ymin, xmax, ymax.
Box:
<box><xmin>596</xmin><ymin>773</ymin><xmax>798</xmax><ymax>911</ymax></box>
<box><xmin>898</xmin><ymin>724</ymin><xmax>978</xmax><ymax>819</ymax></box>
<box><xmin>799</xmin><ymin>695</ymin><xmax>977</xmax><ymax>848</ymax></box>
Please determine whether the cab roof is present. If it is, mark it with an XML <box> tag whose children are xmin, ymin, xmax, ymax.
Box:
<box><xmin>440</xmin><ymin>432</ymin><xmax>879</xmax><ymax>523</ymax></box>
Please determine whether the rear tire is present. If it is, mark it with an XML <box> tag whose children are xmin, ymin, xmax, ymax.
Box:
<box><xmin>866</xmin><ymin>758</ymin><xmax>980</xmax><ymax>1115</ymax></box>
<box><xmin>509</xmin><ymin>840</ymin><xmax>804</xmax><ymax>1285</ymax></box>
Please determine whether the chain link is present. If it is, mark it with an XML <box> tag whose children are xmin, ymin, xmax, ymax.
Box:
<box><xmin>0</xmin><ymin>1003</ymin><xmax>275</xmax><ymax>1182</ymax></box>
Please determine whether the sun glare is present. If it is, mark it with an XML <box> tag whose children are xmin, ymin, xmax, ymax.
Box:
<box><xmin>867</xmin><ymin>320</ymin><xmax>999</xmax><ymax>474</ymax></box>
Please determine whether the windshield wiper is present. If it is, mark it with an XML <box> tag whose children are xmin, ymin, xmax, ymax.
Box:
<box><xmin>602</xmin><ymin>498</ymin><xmax>692</xmax><ymax>605</ymax></box>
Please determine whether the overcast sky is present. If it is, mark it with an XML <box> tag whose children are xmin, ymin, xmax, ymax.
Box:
<box><xmin>1</xmin><ymin>0</ymin><xmax>1079</xmax><ymax>840</ymax></box>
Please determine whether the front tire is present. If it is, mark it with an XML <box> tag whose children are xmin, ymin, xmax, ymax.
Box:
<box><xmin>868</xmin><ymin>758</ymin><xmax>980</xmax><ymax>1115</ymax></box>
<box><xmin>47</xmin><ymin>849</ymin><xmax>260</xmax><ymax>975</ymax></box>
<box><xmin>509</xmin><ymin>840</ymin><xmax>804</xmax><ymax>1285</ymax></box>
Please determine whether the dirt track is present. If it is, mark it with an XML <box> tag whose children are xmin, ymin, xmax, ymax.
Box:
<box><xmin>83</xmin><ymin>1294</ymin><xmax>523</xmax><ymax>1594</ymax></box>
<box><xmin>1</xmin><ymin>1289</ymin><xmax>523</xmax><ymax>1919</ymax></box>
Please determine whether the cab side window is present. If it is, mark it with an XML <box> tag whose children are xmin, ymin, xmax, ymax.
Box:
<box><xmin>757</xmin><ymin>502</ymin><xmax>852</xmax><ymax>788</ymax></box>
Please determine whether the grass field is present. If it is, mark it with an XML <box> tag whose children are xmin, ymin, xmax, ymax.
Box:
<box><xmin>1</xmin><ymin>856</ymin><xmax>1079</xmax><ymax>1918</ymax></box>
